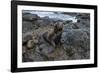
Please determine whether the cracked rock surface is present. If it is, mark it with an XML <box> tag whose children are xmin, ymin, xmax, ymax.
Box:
<box><xmin>22</xmin><ymin>11</ymin><xmax>90</xmax><ymax>62</ymax></box>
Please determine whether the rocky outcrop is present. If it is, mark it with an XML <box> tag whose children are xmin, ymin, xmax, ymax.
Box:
<box><xmin>22</xmin><ymin>12</ymin><xmax>90</xmax><ymax>62</ymax></box>
<box><xmin>23</xmin><ymin>13</ymin><xmax>40</xmax><ymax>21</ymax></box>
<box><xmin>61</xmin><ymin>29</ymin><xmax>90</xmax><ymax>59</ymax></box>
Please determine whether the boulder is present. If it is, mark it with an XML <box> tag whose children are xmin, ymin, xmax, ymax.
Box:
<box><xmin>61</xmin><ymin>29</ymin><xmax>89</xmax><ymax>47</ymax></box>
<box><xmin>34</xmin><ymin>18</ymin><xmax>54</xmax><ymax>27</ymax></box>
<box><xmin>32</xmin><ymin>52</ymin><xmax>47</xmax><ymax>61</ymax></box>
<box><xmin>23</xmin><ymin>13</ymin><xmax>40</xmax><ymax>21</ymax></box>
<box><xmin>65</xmin><ymin>20</ymin><xmax>73</xmax><ymax>24</ymax></box>
<box><xmin>63</xmin><ymin>23</ymin><xmax>79</xmax><ymax>29</ymax></box>
<box><xmin>35</xmin><ymin>43</ymin><xmax>55</xmax><ymax>56</ymax></box>
<box><xmin>22</xmin><ymin>21</ymin><xmax>34</xmax><ymax>33</ymax></box>
<box><xmin>22</xmin><ymin>49</ymin><xmax>34</xmax><ymax>62</ymax></box>
<box><xmin>22</xmin><ymin>31</ymin><xmax>33</xmax><ymax>42</ymax></box>
<box><xmin>61</xmin><ymin>29</ymin><xmax>90</xmax><ymax>59</ymax></box>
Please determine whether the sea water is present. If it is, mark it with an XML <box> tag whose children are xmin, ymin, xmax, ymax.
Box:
<box><xmin>24</xmin><ymin>11</ymin><xmax>77</xmax><ymax>23</ymax></box>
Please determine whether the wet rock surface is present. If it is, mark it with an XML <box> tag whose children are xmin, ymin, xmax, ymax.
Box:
<box><xmin>22</xmin><ymin>11</ymin><xmax>90</xmax><ymax>62</ymax></box>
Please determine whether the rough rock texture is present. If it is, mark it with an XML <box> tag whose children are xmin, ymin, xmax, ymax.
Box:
<box><xmin>61</xmin><ymin>29</ymin><xmax>90</xmax><ymax>59</ymax></box>
<box><xmin>22</xmin><ymin>12</ymin><xmax>90</xmax><ymax>62</ymax></box>
<box><xmin>22</xmin><ymin>13</ymin><xmax>40</xmax><ymax>21</ymax></box>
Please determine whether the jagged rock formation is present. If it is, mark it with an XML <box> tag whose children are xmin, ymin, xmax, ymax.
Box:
<box><xmin>22</xmin><ymin>12</ymin><xmax>90</xmax><ymax>62</ymax></box>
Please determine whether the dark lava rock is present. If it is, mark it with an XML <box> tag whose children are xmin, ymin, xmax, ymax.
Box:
<box><xmin>61</xmin><ymin>29</ymin><xmax>90</xmax><ymax>47</ymax></box>
<box><xmin>32</xmin><ymin>52</ymin><xmax>47</xmax><ymax>61</ymax></box>
<box><xmin>76</xmin><ymin>13</ymin><xmax>90</xmax><ymax>20</ymax></box>
<box><xmin>22</xmin><ymin>53</ymin><xmax>34</xmax><ymax>62</ymax></box>
<box><xmin>64</xmin><ymin>20</ymin><xmax>90</xmax><ymax>29</ymax></box>
<box><xmin>22</xmin><ymin>21</ymin><xmax>34</xmax><ymax>33</ymax></box>
<box><xmin>42</xmin><ymin>16</ymin><xmax>50</xmax><ymax>19</ymax></box>
<box><xmin>22</xmin><ymin>49</ymin><xmax>35</xmax><ymax>62</ymax></box>
<box><xmin>22</xmin><ymin>31</ymin><xmax>33</xmax><ymax>42</ymax></box>
<box><xmin>35</xmin><ymin>42</ymin><xmax>55</xmax><ymax>56</ymax></box>
<box><xmin>23</xmin><ymin>13</ymin><xmax>40</xmax><ymax>21</ymax></box>
<box><xmin>34</xmin><ymin>18</ymin><xmax>54</xmax><ymax>27</ymax></box>
<box><xmin>63</xmin><ymin>23</ymin><xmax>79</xmax><ymax>29</ymax></box>
<box><xmin>65</xmin><ymin>20</ymin><xmax>73</xmax><ymax>24</ymax></box>
<box><xmin>61</xmin><ymin>29</ymin><xmax>90</xmax><ymax>59</ymax></box>
<box><xmin>22</xmin><ymin>12</ymin><xmax>91</xmax><ymax>61</ymax></box>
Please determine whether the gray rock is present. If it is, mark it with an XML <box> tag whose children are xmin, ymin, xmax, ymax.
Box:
<box><xmin>34</xmin><ymin>18</ymin><xmax>53</xmax><ymax>27</ymax></box>
<box><xmin>61</xmin><ymin>29</ymin><xmax>89</xmax><ymax>47</ymax></box>
<box><xmin>61</xmin><ymin>29</ymin><xmax>90</xmax><ymax>59</ymax></box>
<box><xmin>35</xmin><ymin>43</ymin><xmax>55</xmax><ymax>56</ymax></box>
<box><xmin>22</xmin><ymin>31</ymin><xmax>33</xmax><ymax>42</ymax></box>
<box><xmin>42</xmin><ymin>16</ymin><xmax>50</xmax><ymax>19</ymax></box>
<box><xmin>65</xmin><ymin>20</ymin><xmax>73</xmax><ymax>24</ymax></box>
<box><xmin>76</xmin><ymin>13</ymin><xmax>90</xmax><ymax>20</ymax></box>
<box><xmin>22</xmin><ymin>49</ymin><xmax>34</xmax><ymax>62</ymax></box>
<box><xmin>33</xmin><ymin>52</ymin><xmax>46</xmax><ymax>61</ymax></box>
<box><xmin>22</xmin><ymin>21</ymin><xmax>34</xmax><ymax>33</ymax></box>
<box><xmin>64</xmin><ymin>20</ymin><xmax>90</xmax><ymax>29</ymax></box>
<box><xmin>22</xmin><ymin>53</ymin><xmax>34</xmax><ymax>62</ymax></box>
<box><xmin>63</xmin><ymin>23</ymin><xmax>79</xmax><ymax>29</ymax></box>
<box><xmin>23</xmin><ymin>13</ymin><xmax>40</xmax><ymax>21</ymax></box>
<box><xmin>54</xmin><ymin>49</ymin><xmax>68</xmax><ymax>60</ymax></box>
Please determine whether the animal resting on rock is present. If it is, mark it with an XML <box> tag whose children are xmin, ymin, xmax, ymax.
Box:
<box><xmin>43</xmin><ymin>22</ymin><xmax>63</xmax><ymax>47</ymax></box>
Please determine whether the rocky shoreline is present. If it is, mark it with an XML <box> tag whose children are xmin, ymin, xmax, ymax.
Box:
<box><xmin>22</xmin><ymin>11</ymin><xmax>90</xmax><ymax>62</ymax></box>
